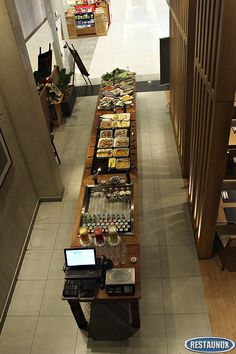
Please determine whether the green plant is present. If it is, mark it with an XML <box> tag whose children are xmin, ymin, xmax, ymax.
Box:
<box><xmin>57</xmin><ymin>68</ymin><xmax>73</xmax><ymax>93</ymax></box>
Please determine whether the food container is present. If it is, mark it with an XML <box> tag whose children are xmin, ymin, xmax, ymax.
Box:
<box><xmin>116</xmin><ymin>158</ymin><xmax>130</xmax><ymax>170</ymax></box>
<box><xmin>113</xmin><ymin>137</ymin><xmax>129</xmax><ymax>148</ymax></box>
<box><xmin>113</xmin><ymin>148</ymin><xmax>129</xmax><ymax>157</ymax></box>
<box><xmin>114</xmin><ymin>129</ymin><xmax>128</xmax><ymax>138</ymax></box>
<box><xmin>117</xmin><ymin>120</ymin><xmax>130</xmax><ymax>128</ymax></box>
<box><xmin>79</xmin><ymin>226</ymin><xmax>90</xmax><ymax>245</ymax></box>
<box><xmin>100</xmin><ymin>120</ymin><xmax>112</xmax><ymax>129</ymax></box>
<box><xmin>118</xmin><ymin>113</ymin><xmax>130</xmax><ymax>121</ymax></box>
<box><xmin>94</xmin><ymin>226</ymin><xmax>105</xmax><ymax>245</ymax></box>
<box><xmin>98</xmin><ymin>138</ymin><xmax>113</xmax><ymax>148</ymax></box>
<box><xmin>97</xmin><ymin>149</ymin><xmax>113</xmax><ymax>158</ymax></box>
<box><xmin>100</xmin><ymin>130</ymin><xmax>113</xmax><ymax>138</ymax></box>
<box><xmin>108</xmin><ymin>225</ymin><xmax>120</xmax><ymax>245</ymax></box>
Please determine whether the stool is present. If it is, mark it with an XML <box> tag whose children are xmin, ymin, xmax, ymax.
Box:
<box><xmin>50</xmin><ymin>134</ymin><xmax>61</xmax><ymax>165</ymax></box>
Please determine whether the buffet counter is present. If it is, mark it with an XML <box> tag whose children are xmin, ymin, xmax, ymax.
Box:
<box><xmin>67</xmin><ymin>69</ymin><xmax>141</xmax><ymax>329</ymax></box>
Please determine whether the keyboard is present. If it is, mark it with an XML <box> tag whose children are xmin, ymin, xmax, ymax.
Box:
<box><xmin>65</xmin><ymin>266</ymin><xmax>102</xmax><ymax>279</ymax></box>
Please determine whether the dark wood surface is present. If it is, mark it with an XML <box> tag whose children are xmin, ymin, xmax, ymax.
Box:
<box><xmin>70</xmin><ymin>80</ymin><xmax>141</xmax><ymax>304</ymax></box>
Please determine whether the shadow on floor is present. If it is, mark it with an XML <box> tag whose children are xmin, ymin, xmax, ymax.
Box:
<box><xmin>88</xmin><ymin>302</ymin><xmax>137</xmax><ymax>342</ymax></box>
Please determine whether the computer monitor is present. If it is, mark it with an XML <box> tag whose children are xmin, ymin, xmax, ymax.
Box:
<box><xmin>64</xmin><ymin>248</ymin><xmax>97</xmax><ymax>268</ymax></box>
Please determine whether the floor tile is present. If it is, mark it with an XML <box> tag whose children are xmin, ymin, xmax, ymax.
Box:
<box><xmin>140</xmin><ymin>278</ymin><xmax>164</xmax><ymax>315</ymax></box>
<box><xmin>154</xmin><ymin>179</ymin><xmax>187</xmax><ymax>208</ymax></box>
<box><xmin>140</xmin><ymin>246</ymin><xmax>161</xmax><ymax>278</ymax></box>
<box><xmin>60</xmin><ymin>200</ymin><xmax>78</xmax><ymax>223</ymax></box>
<box><xmin>0</xmin><ymin>316</ymin><xmax>38</xmax><ymax>354</ymax></box>
<box><xmin>48</xmin><ymin>250</ymin><xmax>65</xmax><ymax>279</ymax></box>
<box><xmin>138</xmin><ymin>177</ymin><xmax>156</xmax><ymax>198</ymax></box>
<box><xmin>28</xmin><ymin>223</ymin><xmax>59</xmax><ymax>250</ymax></box>
<box><xmin>18</xmin><ymin>250</ymin><xmax>52</xmax><ymax>280</ymax></box>
<box><xmin>58</xmin><ymin>164</ymin><xmax>72</xmax><ymax>188</ymax></box>
<box><xmin>165</xmin><ymin>314</ymin><xmax>212</xmax><ymax>354</ymax></box>
<box><xmin>162</xmin><ymin>277</ymin><xmax>208</xmax><ymax>314</ymax></box>
<box><xmin>31</xmin><ymin>316</ymin><xmax>77</xmax><ymax>354</ymax></box>
<box><xmin>120</xmin><ymin>315</ymin><xmax>167</xmax><ymax>354</ymax></box>
<box><xmin>74</xmin><ymin>330</ymin><xmax>88</xmax><ymax>354</ymax></box>
<box><xmin>69</xmin><ymin>164</ymin><xmax>84</xmax><ymax>182</ymax></box>
<box><xmin>160</xmin><ymin>246</ymin><xmax>200</xmax><ymax>277</ymax></box>
<box><xmin>158</xmin><ymin>205</ymin><xmax>194</xmax><ymax>246</ymax></box>
<box><xmin>8</xmin><ymin>280</ymin><xmax>46</xmax><ymax>316</ymax></box>
<box><xmin>54</xmin><ymin>223</ymin><xmax>74</xmax><ymax>249</ymax></box>
<box><xmin>35</xmin><ymin>202</ymin><xmax>63</xmax><ymax>224</ymax></box>
<box><xmin>64</xmin><ymin>180</ymin><xmax>82</xmax><ymax>200</ymax></box>
<box><xmin>40</xmin><ymin>279</ymin><xmax>70</xmax><ymax>316</ymax></box>
<box><xmin>59</xmin><ymin>149</ymin><xmax>76</xmax><ymax>165</ymax></box>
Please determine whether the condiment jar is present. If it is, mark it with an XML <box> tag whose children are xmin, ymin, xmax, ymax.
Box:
<box><xmin>79</xmin><ymin>226</ymin><xmax>90</xmax><ymax>245</ymax></box>
<box><xmin>94</xmin><ymin>226</ymin><xmax>105</xmax><ymax>245</ymax></box>
<box><xmin>108</xmin><ymin>225</ymin><xmax>119</xmax><ymax>245</ymax></box>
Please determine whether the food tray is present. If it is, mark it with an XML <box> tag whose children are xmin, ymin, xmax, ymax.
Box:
<box><xmin>112</xmin><ymin>120</ymin><xmax>130</xmax><ymax>128</ymax></box>
<box><xmin>114</xmin><ymin>129</ymin><xmax>128</xmax><ymax>138</ymax></box>
<box><xmin>116</xmin><ymin>158</ymin><xmax>130</xmax><ymax>170</ymax></box>
<box><xmin>100</xmin><ymin>130</ymin><xmax>113</xmax><ymax>138</ymax></box>
<box><xmin>118</xmin><ymin>113</ymin><xmax>130</xmax><ymax>121</ymax></box>
<box><xmin>98</xmin><ymin>138</ymin><xmax>113</xmax><ymax>149</ymax></box>
<box><xmin>113</xmin><ymin>137</ymin><xmax>129</xmax><ymax>148</ymax></box>
<box><xmin>100</xmin><ymin>120</ymin><xmax>112</xmax><ymax>129</ymax></box>
<box><xmin>96</xmin><ymin>149</ymin><xmax>113</xmax><ymax>158</ymax></box>
<box><xmin>113</xmin><ymin>148</ymin><xmax>129</xmax><ymax>157</ymax></box>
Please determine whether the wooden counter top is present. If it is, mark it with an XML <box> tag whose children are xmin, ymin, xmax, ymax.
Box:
<box><xmin>70</xmin><ymin>78</ymin><xmax>141</xmax><ymax>302</ymax></box>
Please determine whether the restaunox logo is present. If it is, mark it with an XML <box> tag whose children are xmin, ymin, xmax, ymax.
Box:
<box><xmin>184</xmin><ymin>337</ymin><xmax>235</xmax><ymax>353</ymax></box>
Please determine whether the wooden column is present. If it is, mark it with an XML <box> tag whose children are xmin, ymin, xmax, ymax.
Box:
<box><xmin>168</xmin><ymin>0</ymin><xmax>197</xmax><ymax>177</ymax></box>
<box><xmin>189</xmin><ymin>0</ymin><xmax>236</xmax><ymax>258</ymax></box>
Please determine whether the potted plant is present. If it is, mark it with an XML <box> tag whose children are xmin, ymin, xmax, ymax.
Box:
<box><xmin>57</xmin><ymin>68</ymin><xmax>76</xmax><ymax>117</ymax></box>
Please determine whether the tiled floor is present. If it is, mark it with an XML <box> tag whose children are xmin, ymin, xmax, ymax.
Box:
<box><xmin>69</xmin><ymin>0</ymin><xmax>169</xmax><ymax>85</ymax></box>
<box><xmin>0</xmin><ymin>92</ymin><xmax>211</xmax><ymax>354</ymax></box>
<box><xmin>0</xmin><ymin>1</ymin><xmax>212</xmax><ymax>353</ymax></box>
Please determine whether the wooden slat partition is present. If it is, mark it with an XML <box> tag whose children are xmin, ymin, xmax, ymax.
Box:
<box><xmin>188</xmin><ymin>0</ymin><xmax>236</xmax><ymax>258</ymax></box>
<box><xmin>168</xmin><ymin>0</ymin><xmax>197</xmax><ymax>177</ymax></box>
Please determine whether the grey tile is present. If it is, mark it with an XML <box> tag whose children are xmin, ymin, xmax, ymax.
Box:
<box><xmin>162</xmin><ymin>277</ymin><xmax>208</xmax><ymax>314</ymax></box>
<box><xmin>166</xmin><ymin>314</ymin><xmax>212</xmax><ymax>354</ymax></box>
<box><xmin>59</xmin><ymin>164</ymin><xmax>72</xmax><ymax>188</ymax></box>
<box><xmin>64</xmin><ymin>180</ymin><xmax>82</xmax><ymax>200</ymax></box>
<box><xmin>140</xmin><ymin>221</ymin><xmax>159</xmax><ymax>246</ymax></box>
<box><xmin>31</xmin><ymin>316</ymin><xmax>77</xmax><ymax>354</ymax></box>
<box><xmin>35</xmin><ymin>202</ymin><xmax>63</xmax><ymax>224</ymax></box>
<box><xmin>82</xmin><ymin>339</ymin><xmax>121</xmax><ymax>354</ymax></box>
<box><xmin>28</xmin><ymin>223</ymin><xmax>59</xmax><ymax>250</ymax></box>
<box><xmin>48</xmin><ymin>250</ymin><xmax>65</xmax><ymax>279</ymax></box>
<box><xmin>158</xmin><ymin>206</ymin><xmax>194</xmax><ymax>246</ymax></box>
<box><xmin>18</xmin><ymin>250</ymin><xmax>52</xmax><ymax>280</ymax></box>
<box><xmin>60</xmin><ymin>200</ymin><xmax>78</xmax><ymax>223</ymax></box>
<box><xmin>140</xmin><ymin>246</ymin><xmax>161</xmax><ymax>278</ymax></box>
<box><xmin>40</xmin><ymin>279</ymin><xmax>70</xmax><ymax>316</ymax></box>
<box><xmin>54</xmin><ymin>223</ymin><xmax>74</xmax><ymax>249</ymax></box>
<box><xmin>8</xmin><ymin>280</ymin><xmax>46</xmax><ymax>315</ymax></box>
<box><xmin>154</xmin><ymin>179</ymin><xmax>187</xmax><ymax>208</ymax></box>
<box><xmin>138</xmin><ymin>177</ymin><xmax>156</xmax><ymax>198</ymax></box>
<box><xmin>0</xmin><ymin>316</ymin><xmax>38</xmax><ymax>354</ymax></box>
<box><xmin>59</xmin><ymin>149</ymin><xmax>76</xmax><ymax>165</ymax></box>
<box><xmin>140</xmin><ymin>278</ymin><xmax>164</xmax><ymax>315</ymax></box>
<box><xmin>120</xmin><ymin>315</ymin><xmax>167</xmax><ymax>354</ymax></box>
<box><xmin>74</xmin><ymin>330</ymin><xmax>88</xmax><ymax>354</ymax></box>
<box><xmin>160</xmin><ymin>246</ymin><xmax>200</xmax><ymax>277</ymax></box>
<box><xmin>138</xmin><ymin>197</ymin><xmax>158</xmax><ymax>221</ymax></box>
<box><xmin>69</xmin><ymin>164</ymin><xmax>84</xmax><ymax>182</ymax></box>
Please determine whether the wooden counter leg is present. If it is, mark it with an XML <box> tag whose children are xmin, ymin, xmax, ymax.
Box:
<box><xmin>68</xmin><ymin>300</ymin><xmax>88</xmax><ymax>329</ymax></box>
<box><xmin>130</xmin><ymin>299</ymin><xmax>140</xmax><ymax>328</ymax></box>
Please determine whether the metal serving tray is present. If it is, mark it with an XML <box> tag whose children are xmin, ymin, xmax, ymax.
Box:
<box><xmin>80</xmin><ymin>183</ymin><xmax>135</xmax><ymax>235</ymax></box>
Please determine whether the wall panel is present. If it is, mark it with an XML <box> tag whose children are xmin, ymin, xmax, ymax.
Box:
<box><xmin>168</xmin><ymin>0</ymin><xmax>197</xmax><ymax>177</ymax></box>
<box><xmin>189</xmin><ymin>0</ymin><xmax>236</xmax><ymax>258</ymax></box>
